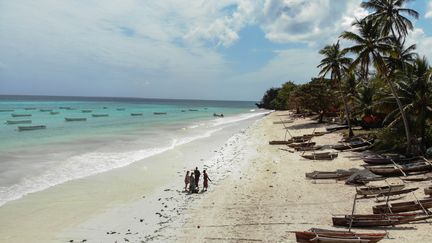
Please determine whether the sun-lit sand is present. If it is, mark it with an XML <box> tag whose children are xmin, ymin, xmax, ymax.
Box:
<box><xmin>1</xmin><ymin>111</ymin><xmax>431</xmax><ymax>242</ymax></box>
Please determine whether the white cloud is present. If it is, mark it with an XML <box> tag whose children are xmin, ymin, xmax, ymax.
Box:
<box><xmin>426</xmin><ymin>1</ymin><xmax>432</xmax><ymax>18</ymax></box>
<box><xmin>259</xmin><ymin>0</ymin><xmax>364</xmax><ymax>46</ymax></box>
<box><xmin>407</xmin><ymin>28</ymin><xmax>432</xmax><ymax>61</ymax></box>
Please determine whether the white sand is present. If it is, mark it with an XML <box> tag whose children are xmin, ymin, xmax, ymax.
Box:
<box><xmin>1</xmin><ymin>111</ymin><xmax>431</xmax><ymax>242</ymax></box>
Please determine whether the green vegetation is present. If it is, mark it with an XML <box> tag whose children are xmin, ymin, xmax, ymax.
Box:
<box><xmin>257</xmin><ymin>0</ymin><xmax>432</xmax><ymax>155</ymax></box>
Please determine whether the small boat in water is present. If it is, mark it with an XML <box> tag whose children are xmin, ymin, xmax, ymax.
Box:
<box><xmin>130</xmin><ymin>113</ymin><xmax>143</xmax><ymax>116</ymax></box>
<box><xmin>81</xmin><ymin>110</ymin><xmax>92</xmax><ymax>113</ymax></box>
<box><xmin>154</xmin><ymin>112</ymin><xmax>167</xmax><ymax>115</ymax></box>
<box><xmin>116</xmin><ymin>108</ymin><xmax>125</xmax><ymax>111</ymax></box>
<box><xmin>65</xmin><ymin>117</ymin><xmax>87</xmax><ymax>122</ymax></box>
<box><xmin>24</xmin><ymin>108</ymin><xmax>36</xmax><ymax>110</ymax></box>
<box><xmin>39</xmin><ymin>109</ymin><xmax>52</xmax><ymax>112</ymax></box>
<box><xmin>92</xmin><ymin>114</ymin><xmax>109</xmax><ymax>117</ymax></box>
<box><xmin>59</xmin><ymin>106</ymin><xmax>71</xmax><ymax>109</ymax></box>
<box><xmin>0</xmin><ymin>109</ymin><xmax>14</xmax><ymax>112</ymax></box>
<box><xmin>50</xmin><ymin>111</ymin><xmax>59</xmax><ymax>115</ymax></box>
<box><xmin>189</xmin><ymin>109</ymin><xmax>198</xmax><ymax>111</ymax></box>
<box><xmin>6</xmin><ymin>120</ymin><xmax>32</xmax><ymax>125</ymax></box>
<box><xmin>18</xmin><ymin>125</ymin><xmax>46</xmax><ymax>131</ymax></box>
<box><xmin>11</xmin><ymin>114</ymin><xmax>32</xmax><ymax>117</ymax></box>
<box><xmin>213</xmin><ymin>113</ymin><xmax>224</xmax><ymax>117</ymax></box>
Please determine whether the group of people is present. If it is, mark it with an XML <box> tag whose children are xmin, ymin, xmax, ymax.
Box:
<box><xmin>184</xmin><ymin>167</ymin><xmax>212</xmax><ymax>193</ymax></box>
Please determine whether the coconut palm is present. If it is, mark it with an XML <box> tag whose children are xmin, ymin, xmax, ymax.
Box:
<box><xmin>361</xmin><ymin>0</ymin><xmax>419</xmax><ymax>40</ymax></box>
<box><xmin>341</xmin><ymin>19</ymin><xmax>392</xmax><ymax>82</ymax></box>
<box><xmin>318</xmin><ymin>41</ymin><xmax>354</xmax><ymax>137</ymax></box>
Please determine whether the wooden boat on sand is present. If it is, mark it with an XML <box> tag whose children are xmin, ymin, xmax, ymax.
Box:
<box><xmin>269</xmin><ymin>140</ymin><xmax>292</xmax><ymax>145</ymax></box>
<box><xmin>130</xmin><ymin>113</ymin><xmax>143</xmax><ymax>116</ymax></box>
<box><xmin>302</xmin><ymin>152</ymin><xmax>338</xmax><ymax>160</ymax></box>
<box><xmin>356</xmin><ymin>184</ymin><xmax>405</xmax><ymax>196</ymax></box>
<box><xmin>293</xmin><ymin>228</ymin><xmax>387</xmax><ymax>243</ymax></box>
<box><xmin>326</xmin><ymin>125</ymin><xmax>349</xmax><ymax>132</ymax></box>
<box><xmin>295</xmin><ymin>145</ymin><xmax>323</xmax><ymax>151</ymax></box>
<box><xmin>288</xmin><ymin>142</ymin><xmax>316</xmax><ymax>149</ymax></box>
<box><xmin>365</xmin><ymin>161</ymin><xmax>432</xmax><ymax>176</ymax></box>
<box><xmin>65</xmin><ymin>118</ymin><xmax>87</xmax><ymax>122</ymax></box>
<box><xmin>11</xmin><ymin>113</ymin><xmax>32</xmax><ymax>117</ymax></box>
<box><xmin>373</xmin><ymin>198</ymin><xmax>432</xmax><ymax>214</ymax></box>
<box><xmin>18</xmin><ymin>125</ymin><xmax>46</xmax><ymax>131</ymax></box>
<box><xmin>305</xmin><ymin>170</ymin><xmax>354</xmax><ymax>180</ymax></box>
<box><xmin>92</xmin><ymin>114</ymin><xmax>109</xmax><ymax>117</ymax></box>
<box><xmin>5</xmin><ymin>120</ymin><xmax>32</xmax><ymax>125</ymax></box>
<box><xmin>332</xmin><ymin>213</ymin><xmax>430</xmax><ymax>227</ymax></box>
<box><xmin>363</xmin><ymin>154</ymin><xmax>419</xmax><ymax>165</ymax></box>
<box><xmin>332</xmin><ymin>140</ymin><xmax>373</xmax><ymax>151</ymax></box>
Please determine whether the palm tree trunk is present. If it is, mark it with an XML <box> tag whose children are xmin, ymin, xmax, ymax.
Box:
<box><xmin>385</xmin><ymin>77</ymin><xmax>412</xmax><ymax>153</ymax></box>
<box><xmin>338</xmin><ymin>83</ymin><xmax>354</xmax><ymax>137</ymax></box>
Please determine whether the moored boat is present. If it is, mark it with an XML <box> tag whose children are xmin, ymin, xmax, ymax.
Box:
<box><xmin>363</xmin><ymin>154</ymin><xmax>419</xmax><ymax>165</ymax></box>
<box><xmin>332</xmin><ymin>213</ymin><xmax>429</xmax><ymax>227</ymax></box>
<box><xmin>24</xmin><ymin>108</ymin><xmax>36</xmax><ymax>110</ymax></box>
<box><xmin>269</xmin><ymin>140</ymin><xmax>292</xmax><ymax>145</ymax></box>
<box><xmin>50</xmin><ymin>111</ymin><xmax>59</xmax><ymax>115</ymax></box>
<box><xmin>5</xmin><ymin>120</ymin><xmax>32</xmax><ymax>125</ymax></box>
<box><xmin>305</xmin><ymin>170</ymin><xmax>354</xmax><ymax>180</ymax></box>
<box><xmin>65</xmin><ymin>117</ymin><xmax>87</xmax><ymax>122</ymax></box>
<box><xmin>11</xmin><ymin>113</ymin><xmax>32</xmax><ymax>117</ymax></box>
<box><xmin>153</xmin><ymin>112</ymin><xmax>167</xmax><ymax>115</ymax></box>
<box><xmin>81</xmin><ymin>110</ymin><xmax>92</xmax><ymax>113</ymax></box>
<box><xmin>332</xmin><ymin>140</ymin><xmax>373</xmax><ymax>151</ymax></box>
<box><xmin>302</xmin><ymin>152</ymin><xmax>338</xmax><ymax>160</ymax></box>
<box><xmin>188</xmin><ymin>109</ymin><xmax>198</xmax><ymax>111</ymax></box>
<box><xmin>373</xmin><ymin>198</ymin><xmax>432</xmax><ymax>214</ymax></box>
<box><xmin>356</xmin><ymin>184</ymin><xmax>405</xmax><ymax>196</ymax></box>
<box><xmin>39</xmin><ymin>109</ymin><xmax>52</xmax><ymax>112</ymax></box>
<box><xmin>0</xmin><ymin>109</ymin><xmax>14</xmax><ymax>112</ymax></box>
<box><xmin>293</xmin><ymin>228</ymin><xmax>387</xmax><ymax>243</ymax></box>
<box><xmin>326</xmin><ymin>125</ymin><xmax>349</xmax><ymax>132</ymax></box>
<box><xmin>130</xmin><ymin>113</ymin><xmax>143</xmax><ymax>116</ymax></box>
<box><xmin>365</xmin><ymin>161</ymin><xmax>432</xmax><ymax>176</ymax></box>
<box><xmin>92</xmin><ymin>114</ymin><xmax>109</xmax><ymax>117</ymax></box>
<box><xmin>18</xmin><ymin>125</ymin><xmax>46</xmax><ymax>131</ymax></box>
<box><xmin>288</xmin><ymin>142</ymin><xmax>316</xmax><ymax>149</ymax></box>
<box><xmin>116</xmin><ymin>108</ymin><xmax>125</xmax><ymax>111</ymax></box>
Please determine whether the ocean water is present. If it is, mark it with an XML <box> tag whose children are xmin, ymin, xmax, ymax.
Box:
<box><xmin>0</xmin><ymin>95</ymin><xmax>265</xmax><ymax>206</ymax></box>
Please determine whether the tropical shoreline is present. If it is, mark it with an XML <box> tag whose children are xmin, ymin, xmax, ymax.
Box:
<box><xmin>0</xmin><ymin>110</ymin><xmax>267</xmax><ymax>243</ymax></box>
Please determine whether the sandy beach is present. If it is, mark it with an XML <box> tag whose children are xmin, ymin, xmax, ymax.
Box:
<box><xmin>2</xmin><ymin>111</ymin><xmax>432</xmax><ymax>242</ymax></box>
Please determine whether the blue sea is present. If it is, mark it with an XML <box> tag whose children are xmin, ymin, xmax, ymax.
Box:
<box><xmin>0</xmin><ymin>95</ymin><xmax>265</xmax><ymax>206</ymax></box>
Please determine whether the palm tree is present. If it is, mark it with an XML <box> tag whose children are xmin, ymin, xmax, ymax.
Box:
<box><xmin>361</xmin><ymin>0</ymin><xmax>419</xmax><ymax>40</ymax></box>
<box><xmin>318</xmin><ymin>41</ymin><xmax>354</xmax><ymax>137</ymax></box>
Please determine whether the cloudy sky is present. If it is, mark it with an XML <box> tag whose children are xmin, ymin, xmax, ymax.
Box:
<box><xmin>0</xmin><ymin>0</ymin><xmax>431</xmax><ymax>101</ymax></box>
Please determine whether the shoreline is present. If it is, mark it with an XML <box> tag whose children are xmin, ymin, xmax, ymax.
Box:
<box><xmin>2</xmin><ymin>111</ymin><xmax>431</xmax><ymax>242</ymax></box>
<box><xmin>0</xmin><ymin>111</ymin><xmax>268</xmax><ymax>242</ymax></box>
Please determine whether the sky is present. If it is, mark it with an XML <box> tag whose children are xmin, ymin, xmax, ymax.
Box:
<box><xmin>0</xmin><ymin>0</ymin><xmax>431</xmax><ymax>101</ymax></box>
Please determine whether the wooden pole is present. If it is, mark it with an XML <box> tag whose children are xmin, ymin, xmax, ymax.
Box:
<box><xmin>348</xmin><ymin>193</ymin><xmax>358</xmax><ymax>232</ymax></box>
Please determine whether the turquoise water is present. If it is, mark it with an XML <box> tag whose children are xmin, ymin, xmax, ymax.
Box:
<box><xmin>0</xmin><ymin>95</ymin><xmax>265</xmax><ymax>206</ymax></box>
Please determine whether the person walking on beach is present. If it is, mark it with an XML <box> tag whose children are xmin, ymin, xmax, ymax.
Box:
<box><xmin>184</xmin><ymin>171</ymin><xmax>190</xmax><ymax>192</ymax></box>
<box><xmin>189</xmin><ymin>172</ymin><xmax>196</xmax><ymax>193</ymax></box>
<box><xmin>194</xmin><ymin>167</ymin><xmax>201</xmax><ymax>190</ymax></box>
<box><xmin>203</xmin><ymin>169</ymin><xmax>212</xmax><ymax>191</ymax></box>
